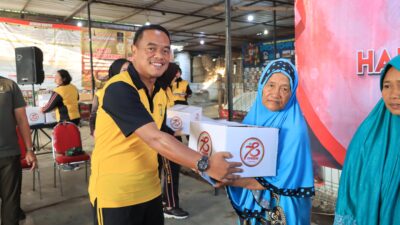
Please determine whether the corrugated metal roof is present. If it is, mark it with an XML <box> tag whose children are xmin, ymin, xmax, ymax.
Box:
<box><xmin>0</xmin><ymin>0</ymin><xmax>295</xmax><ymax>52</ymax></box>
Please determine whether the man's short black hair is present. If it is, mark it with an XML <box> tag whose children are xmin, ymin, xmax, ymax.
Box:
<box><xmin>133</xmin><ymin>24</ymin><xmax>171</xmax><ymax>45</ymax></box>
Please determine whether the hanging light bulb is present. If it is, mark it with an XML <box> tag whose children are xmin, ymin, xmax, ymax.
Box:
<box><xmin>263</xmin><ymin>29</ymin><xmax>269</xmax><ymax>35</ymax></box>
<box><xmin>200</xmin><ymin>40</ymin><xmax>205</xmax><ymax>45</ymax></box>
<box><xmin>247</xmin><ymin>15</ymin><xmax>254</xmax><ymax>22</ymax></box>
<box><xmin>77</xmin><ymin>21</ymin><xmax>83</xmax><ymax>27</ymax></box>
<box><xmin>145</xmin><ymin>11</ymin><xmax>151</xmax><ymax>26</ymax></box>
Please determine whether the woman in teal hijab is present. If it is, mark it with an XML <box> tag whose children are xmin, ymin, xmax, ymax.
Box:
<box><xmin>334</xmin><ymin>55</ymin><xmax>400</xmax><ymax>225</ymax></box>
<box><xmin>222</xmin><ymin>59</ymin><xmax>315</xmax><ymax>225</ymax></box>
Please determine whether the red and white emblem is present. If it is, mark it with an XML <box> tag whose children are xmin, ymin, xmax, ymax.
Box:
<box><xmin>29</xmin><ymin>113</ymin><xmax>39</xmax><ymax>121</ymax></box>
<box><xmin>240</xmin><ymin>137</ymin><xmax>264</xmax><ymax>167</ymax></box>
<box><xmin>197</xmin><ymin>131</ymin><xmax>212</xmax><ymax>156</ymax></box>
<box><xmin>170</xmin><ymin>116</ymin><xmax>182</xmax><ymax>130</ymax></box>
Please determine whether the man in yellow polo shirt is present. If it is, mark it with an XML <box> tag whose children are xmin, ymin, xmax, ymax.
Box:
<box><xmin>89</xmin><ymin>24</ymin><xmax>242</xmax><ymax>225</ymax></box>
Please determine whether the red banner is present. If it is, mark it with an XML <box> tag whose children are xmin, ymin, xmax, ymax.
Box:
<box><xmin>295</xmin><ymin>0</ymin><xmax>400</xmax><ymax>167</ymax></box>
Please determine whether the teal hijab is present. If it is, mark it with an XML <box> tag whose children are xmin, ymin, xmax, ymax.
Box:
<box><xmin>334</xmin><ymin>55</ymin><xmax>400</xmax><ymax>225</ymax></box>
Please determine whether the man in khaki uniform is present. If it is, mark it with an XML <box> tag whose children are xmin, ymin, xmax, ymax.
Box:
<box><xmin>0</xmin><ymin>76</ymin><xmax>37</xmax><ymax>225</ymax></box>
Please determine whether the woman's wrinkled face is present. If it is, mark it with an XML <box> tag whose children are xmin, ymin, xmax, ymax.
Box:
<box><xmin>262</xmin><ymin>73</ymin><xmax>291</xmax><ymax>111</ymax></box>
<box><xmin>382</xmin><ymin>67</ymin><xmax>400</xmax><ymax>115</ymax></box>
<box><xmin>54</xmin><ymin>73</ymin><xmax>63</xmax><ymax>85</ymax></box>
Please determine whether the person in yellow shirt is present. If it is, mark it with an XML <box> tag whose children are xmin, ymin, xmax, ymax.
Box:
<box><xmin>41</xmin><ymin>69</ymin><xmax>80</xmax><ymax>171</ymax></box>
<box><xmin>41</xmin><ymin>69</ymin><xmax>80</xmax><ymax>125</ymax></box>
<box><xmin>89</xmin><ymin>58</ymin><xmax>131</xmax><ymax>135</ymax></box>
<box><xmin>157</xmin><ymin>63</ymin><xmax>189</xmax><ymax>219</ymax></box>
<box><xmin>170</xmin><ymin>66</ymin><xmax>192</xmax><ymax>105</ymax></box>
<box><xmin>89</xmin><ymin>24</ymin><xmax>242</xmax><ymax>225</ymax></box>
<box><xmin>167</xmin><ymin>67</ymin><xmax>192</xmax><ymax>213</ymax></box>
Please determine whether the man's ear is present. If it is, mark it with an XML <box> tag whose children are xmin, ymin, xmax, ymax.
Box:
<box><xmin>131</xmin><ymin>44</ymin><xmax>137</xmax><ymax>59</ymax></box>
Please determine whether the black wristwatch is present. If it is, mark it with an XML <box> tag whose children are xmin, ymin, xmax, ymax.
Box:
<box><xmin>196</xmin><ymin>155</ymin><xmax>209</xmax><ymax>172</ymax></box>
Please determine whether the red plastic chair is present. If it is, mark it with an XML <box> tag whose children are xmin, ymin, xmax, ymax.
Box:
<box><xmin>17</xmin><ymin>127</ymin><xmax>42</xmax><ymax>199</ymax></box>
<box><xmin>52</xmin><ymin>122</ymin><xmax>90</xmax><ymax>195</ymax></box>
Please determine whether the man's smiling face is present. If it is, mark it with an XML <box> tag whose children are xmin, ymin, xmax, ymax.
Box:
<box><xmin>131</xmin><ymin>29</ymin><xmax>171</xmax><ymax>81</ymax></box>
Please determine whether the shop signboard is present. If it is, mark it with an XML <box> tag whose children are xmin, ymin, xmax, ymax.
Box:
<box><xmin>295</xmin><ymin>0</ymin><xmax>400</xmax><ymax>167</ymax></box>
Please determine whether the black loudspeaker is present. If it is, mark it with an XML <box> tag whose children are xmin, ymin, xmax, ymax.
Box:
<box><xmin>15</xmin><ymin>46</ymin><xmax>45</xmax><ymax>85</ymax></box>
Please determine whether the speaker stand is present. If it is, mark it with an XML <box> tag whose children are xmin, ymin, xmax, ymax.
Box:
<box><xmin>32</xmin><ymin>84</ymin><xmax>36</xmax><ymax>106</ymax></box>
<box><xmin>30</xmin><ymin>83</ymin><xmax>52</xmax><ymax>155</ymax></box>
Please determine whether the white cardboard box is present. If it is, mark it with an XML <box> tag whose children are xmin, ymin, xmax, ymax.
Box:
<box><xmin>189</xmin><ymin>120</ymin><xmax>279</xmax><ymax>177</ymax></box>
<box><xmin>45</xmin><ymin>111</ymin><xmax>57</xmax><ymax>124</ymax></box>
<box><xmin>37</xmin><ymin>93</ymin><xmax>57</xmax><ymax>123</ymax></box>
<box><xmin>167</xmin><ymin>104</ymin><xmax>202</xmax><ymax>135</ymax></box>
<box><xmin>37</xmin><ymin>93</ymin><xmax>51</xmax><ymax>107</ymax></box>
<box><xmin>26</xmin><ymin>107</ymin><xmax>45</xmax><ymax>125</ymax></box>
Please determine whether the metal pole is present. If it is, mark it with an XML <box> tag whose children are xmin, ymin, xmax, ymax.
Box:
<box><xmin>87</xmin><ymin>2</ymin><xmax>95</xmax><ymax>96</ymax></box>
<box><xmin>32</xmin><ymin>84</ymin><xmax>36</xmax><ymax>106</ymax></box>
<box><xmin>273</xmin><ymin>1</ymin><xmax>277</xmax><ymax>59</ymax></box>
<box><xmin>225</xmin><ymin>0</ymin><xmax>233</xmax><ymax>121</ymax></box>
<box><xmin>190</xmin><ymin>56</ymin><xmax>193</xmax><ymax>82</ymax></box>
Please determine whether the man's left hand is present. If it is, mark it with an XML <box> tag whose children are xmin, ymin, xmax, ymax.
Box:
<box><xmin>25</xmin><ymin>151</ymin><xmax>37</xmax><ymax>170</ymax></box>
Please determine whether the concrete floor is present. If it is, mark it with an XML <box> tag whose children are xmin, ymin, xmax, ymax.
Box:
<box><xmin>2</xmin><ymin>103</ymin><xmax>334</xmax><ymax>225</ymax></box>
<box><xmin>18</xmin><ymin>124</ymin><xmax>242</xmax><ymax>225</ymax></box>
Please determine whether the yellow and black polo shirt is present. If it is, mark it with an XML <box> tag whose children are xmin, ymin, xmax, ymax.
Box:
<box><xmin>171</xmin><ymin>79</ymin><xmax>192</xmax><ymax>104</ymax></box>
<box><xmin>89</xmin><ymin>65</ymin><xmax>168</xmax><ymax>208</ymax></box>
<box><xmin>42</xmin><ymin>84</ymin><xmax>80</xmax><ymax>122</ymax></box>
<box><xmin>165</xmin><ymin>87</ymin><xmax>175</xmax><ymax>108</ymax></box>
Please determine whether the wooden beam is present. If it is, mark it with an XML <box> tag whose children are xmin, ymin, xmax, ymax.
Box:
<box><xmin>63</xmin><ymin>0</ymin><xmax>94</xmax><ymax>22</ymax></box>
<box><xmin>177</xmin><ymin>14</ymin><xmax>293</xmax><ymax>44</ymax></box>
<box><xmin>113</xmin><ymin>0</ymin><xmax>164</xmax><ymax>23</ymax></box>
<box><xmin>21</xmin><ymin>0</ymin><xmax>32</xmax><ymax>12</ymax></box>
<box><xmin>213</xmin><ymin>5</ymin><xmax>294</xmax><ymax>11</ymax></box>
<box><xmin>242</xmin><ymin>0</ymin><xmax>294</xmax><ymax>6</ymax></box>
<box><xmin>160</xmin><ymin>0</ymin><xmax>225</xmax><ymax>25</ymax></box>
<box><xmin>167</xmin><ymin>0</ymin><xmax>291</xmax><ymax>31</ymax></box>
<box><xmin>94</xmin><ymin>0</ymin><xmax>266</xmax><ymax>26</ymax></box>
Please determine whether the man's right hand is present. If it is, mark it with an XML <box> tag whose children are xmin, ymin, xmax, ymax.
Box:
<box><xmin>173</xmin><ymin>129</ymin><xmax>183</xmax><ymax>136</ymax></box>
<box><xmin>207</xmin><ymin>152</ymin><xmax>242</xmax><ymax>182</ymax></box>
